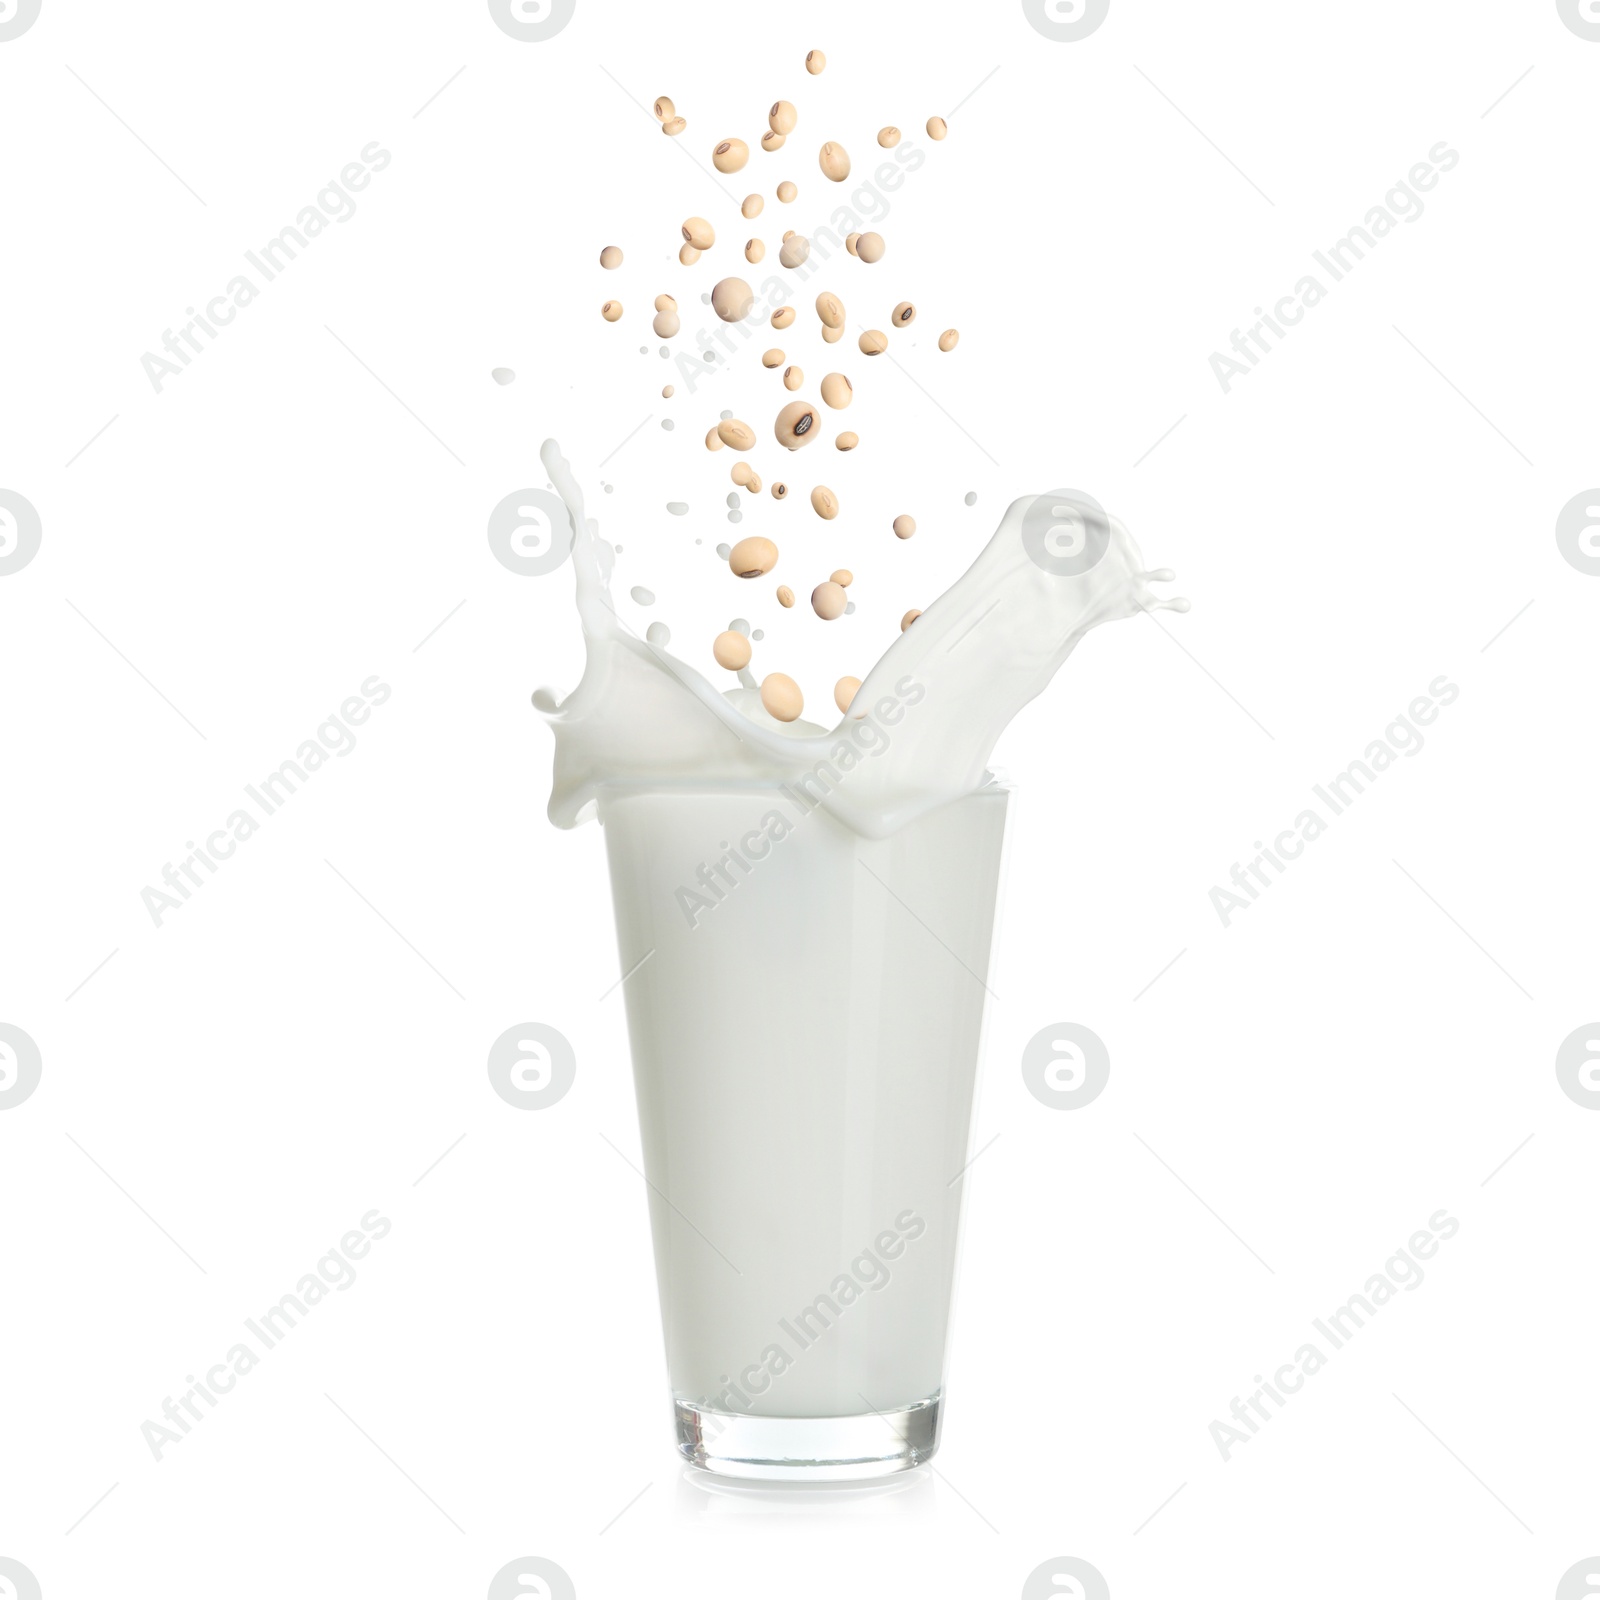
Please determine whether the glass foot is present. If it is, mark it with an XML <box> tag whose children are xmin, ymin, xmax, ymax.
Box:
<box><xmin>674</xmin><ymin>1393</ymin><xmax>941</xmax><ymax>1481</ymax></box>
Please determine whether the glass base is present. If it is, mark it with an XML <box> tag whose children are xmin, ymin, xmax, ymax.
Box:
<box><xmin>674</xmin><ymin>1393</ymin><xmax>941</xmax><ymax>1481</ymax></box>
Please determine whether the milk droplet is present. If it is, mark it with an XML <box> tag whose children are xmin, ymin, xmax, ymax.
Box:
<box><xmin>701</xmin><ymin>293</ymin><xmax>712</xmax><ymax>304</ymax></box>
<box><xmin>661</xmin><ymin>418</ymin><xmax>675</xmax><ymax>430</ymax></box>
<box><xmin>646</xmin><ymin>622</ymin><xmax>671</xmax><ymax>646</ymax></box>
<box><xmin>716</xmin><ymin>543</ymin><xmax>732</xmax><ymax>559</ymax></box>
<box><xmin>491</xmin><ymin>367</ymin><xmax>516</xmax><ymax>385</ymax></box>
<box><xmin>667</xmin><ymin>501</ymin><xmax>689</xmax><ymax>515</ymax></box>
<box><xmin>730</xmin><ymin>617</ymin><xmax>750</xmax><ymax>635</ymax></box>
<box><xmin>845</xmin><ymin>600</ymin><xmax>856</xmax><ymax>614</ymax></box>
<box><xmin>728</xmin><ymin>510</ymin><xmax>743</xmax><ymax>523</ymax></box>
<box><xmin>720</xmin><ymin>409</ymin><xmax>734</xmax><ymax>421</ymax></box>
<box><xmin>631</xmin><ymin>586</ymin><xmax>656</xmax><ymax>606</ymax></box>
<box><xmin>604</xmin><ymin>484</ymin><xmax>614</xmax><ymax>493</ymax></box>
<box><xmin>752</xmin><ymin>628</ymin><xmax>764</xmax><ymax>641</ymax></box>
<box><xmin>726</xmin><ymin>492</ymin><xmax>740</xmax><ymax>507</ymax></box>
<box><xmin>639</xmin><ymin>346</ymin><xmax>648</xmax><ymax>354</ymax></box>
<box><xmin>659</xmin><ymin>346</ymin><xmax>670</xmax><ymax>357</ymax></box>
<box><xmin>964</xmin><ymin>491</ymin><xmax>978</xmax><ymax>506</ymax></box>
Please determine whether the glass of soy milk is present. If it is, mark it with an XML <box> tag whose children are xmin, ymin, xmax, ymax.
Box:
<box><xmin>599</xmin><ymin>776</ymin><xmax>1012</xmax><ymax>1479</ymax></box>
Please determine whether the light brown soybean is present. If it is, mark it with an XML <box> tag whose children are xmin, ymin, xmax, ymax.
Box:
<box><xmin>654</xmin><ymin>293</ymin><xmax>677</xmax><ymax>312</ymax></box>
<box><xmin>877</xmin><ymin>126</ymin><xmax>901</xmax><ymax>148</ymax></box>
<box><xmin>831</xmin><ymin>568</ymin><xmax>853</xmax><ymax>587</ymax></box>
<box><xmin>776</xmin><ymin>583</ymin><xmax>795</xmax><ymax>605</ymax></box>
<box><xmin>761</xmin><ymin>130</ymin><xmax>786</xmax><ymax>153</ymax></box>
<box><xmin>769</xmin><ymin>99</ymin><xmax>798</xmax><ymax>134</ymax></box>
<box><xmin>713</xmin><ymin>137</ymin><xmax>749</xmax><ymax>173</ymax></box>
<box><xmin>662</xmin><ymin>384</ymin><xmax>674</xmax><ymax>398</ymax></box>
<box><xmin>601</xmin><ymin>300</ymin><xmax>623</xmax><ymax>322</ymax></box>
<box><xmin>745</xmin><ymin>238</ymin><xmax>765</xmax><ymax>263</ymax></box>
<box><xmin>705</xmin><ymin>426</ymin><xmax>724</xmax><ymax>451</ymax></box>
<box><xmin>775</xmin><ymin>400</ymin><xmax>819</xmax><ymax>448</ymax></box>
<box><xmin>856</xmin><ymin>232</ymin><xmax>885</xmax><ymax>263</ymax></box>
<box><xmin>731</xmin><ymin>461</ymin><xmax>754</xmax><ymax>485</ymax></box>
<box><xmin>599</xmin><ymin>245</ymin><xmax>623</xmax><ymax>269</ymax></box>
<box><xmin>858</xmin><ymin>329</ymin><xmax>887</xmax><ymax>355</ymax></box>
<box><xmin>819</xmin><ymin>141</ymin><xmax>851</xmax><ymax>181</ymax></box>
<box><xmin>742</xmin><ymin>193</ymin><xmax>764</xmax><ymax>219</ymax></box>
<box><xmin>652</xmin><ymin>309</ymin><xmax>680</xmax><ymax>337</ymax></box>
<box><xmin>926</xmin><ymin>116</ymin><xmax>948</xmax><ymax>140</ymax></box>
<box><xmin>834</xmin><ymin>675</ymin><xmax>862</xmax><ymax>712</ymax></box>
<box><xmin>682</xmin><ymin>216</ymin><xmax>715</xmax><ymax>249</ymax></box>
<box><xmin>938</xmin><ymin>328</ymin><xmax>959</xmax><ymax>351</ymax></box>
<box><xmin>771</xmin><ymin>306</ymin><xmax>796</xmax><ymax>329</ymax></box>
<box><xmin>810</xmin><ymin>485</ymin><xmax>839</xmax><ymax>519</ymax></box>
<box><xmin>820</xmin><ymin>372</ymin><xmax>852</xmax><ymax>409</ymax></box>
<box><xmin>762</xmin><ymin>347</ymin><xmax>785</xmax><ymax>368</ymax></box>
<box><xmin>653</xmin><ymin>96</ymin><xmax>675</xmax><ymax>122</ymax></box>
<box><xmin>811</xmin><ymin>580</ymin><xmax>847</xmax><ymax>619</ymax></box>
<box><xmin>717</xmin><ymin>417</ymin><xmax>757</xmax><ymax>450</ymax></box>
<box><xmin>713</xmin><ymin>630</ymin><xmax>752</xmax><ymax>670</ymax></box>
<box><xmin>892</xmin><ymin>300</ymin><xmax>916</xmax><ymax>326</ymax></box>
<box><xmin>893</xmin><ymin>515</ymin><xmax>916</xmax><ymax>540</ymax></box>
<box><xmin>761</xmin><ymin>672</ymin><xmax>803</xmax><ymax>721</ymax></box>
<box><xmin>846</xmin><ymin>232</ymin><xmax>861</xmax><ymax>256</ymax></box>
<box><xmin>777</xmin><ymin>180</ymin><xmax>797</xmax><ymax>202</ymax></box>
<box><xmin>771</xmin><ymin>482</ymin><xmax>788</xmax><ymax>501</ymax></box>
<box><xmin>711</xmin><ymin>276</ymin><xmax>755</xmax><ymax>322</ymax></box>
<box><xmin>729</xmin><ymin>536</ymin><xmax>778</xmax><ymax>577</ymax></box>
<box><xmin>779</xmin><ymin>234</ymin><xmax>810</xmax><ymax>269</ymax></box>
<box><xmin>663</xmin><ymin>116</ymin><xmax>687</xmax><ymax>136</ymax></box>
<box><xmin>805</xmin><ymin>49</ymin><xmax>826</xmax><ymax>74</ymax></box>
<box><xmin>815</xmin><ymin>291</ymin><xmax>845</xmax><ymax>328</ymax></box>
<box><xmin>901</xmin><ymin>608</ymin><xmax>922</xmax><ymax>630</ymax></box>
<box><xmin>679</xmin><ymin>242</ymin><xmax>700</xmax><ymax>265</ymax></box>
<box><xmin>783</xmin><ymin>365</ymin><xmax>804</xmax><ymax>391</ymax></box>
<box><xmin>782</xmin><ymin>229</ymin><xmax>795</xmax><ymax>241</ymax></box>
<box><xmin>746</xmin><ymin>472</ymin><xmax>762</xmax><ymax>494</ymax></box>
<box><xmin>821</xmin><ymin>323</ymin><xmax>843</xmax><ymax>343</ymax></box>
<box><xmin>835</xmin><ymin>431</ymin><xmax>859</xmax><ymax>450</ymax></box>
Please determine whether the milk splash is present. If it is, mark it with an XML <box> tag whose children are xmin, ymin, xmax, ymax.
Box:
<box><xmin>534</xmin><ymin>439</ymin><xmax>1186</xmax><ymax>840</ymax></box>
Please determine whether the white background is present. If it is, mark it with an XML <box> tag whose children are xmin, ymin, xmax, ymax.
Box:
<box><xmin>2</xmin><ymin>1</ymin><xmax>1597</xmax><ymax>1596</ymax></box>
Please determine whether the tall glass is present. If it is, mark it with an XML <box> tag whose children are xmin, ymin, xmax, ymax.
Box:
<box><xmin>599</xmin><ymin>779</ymin><xmax>1011</xmax><ymax>1480</ymax></box>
